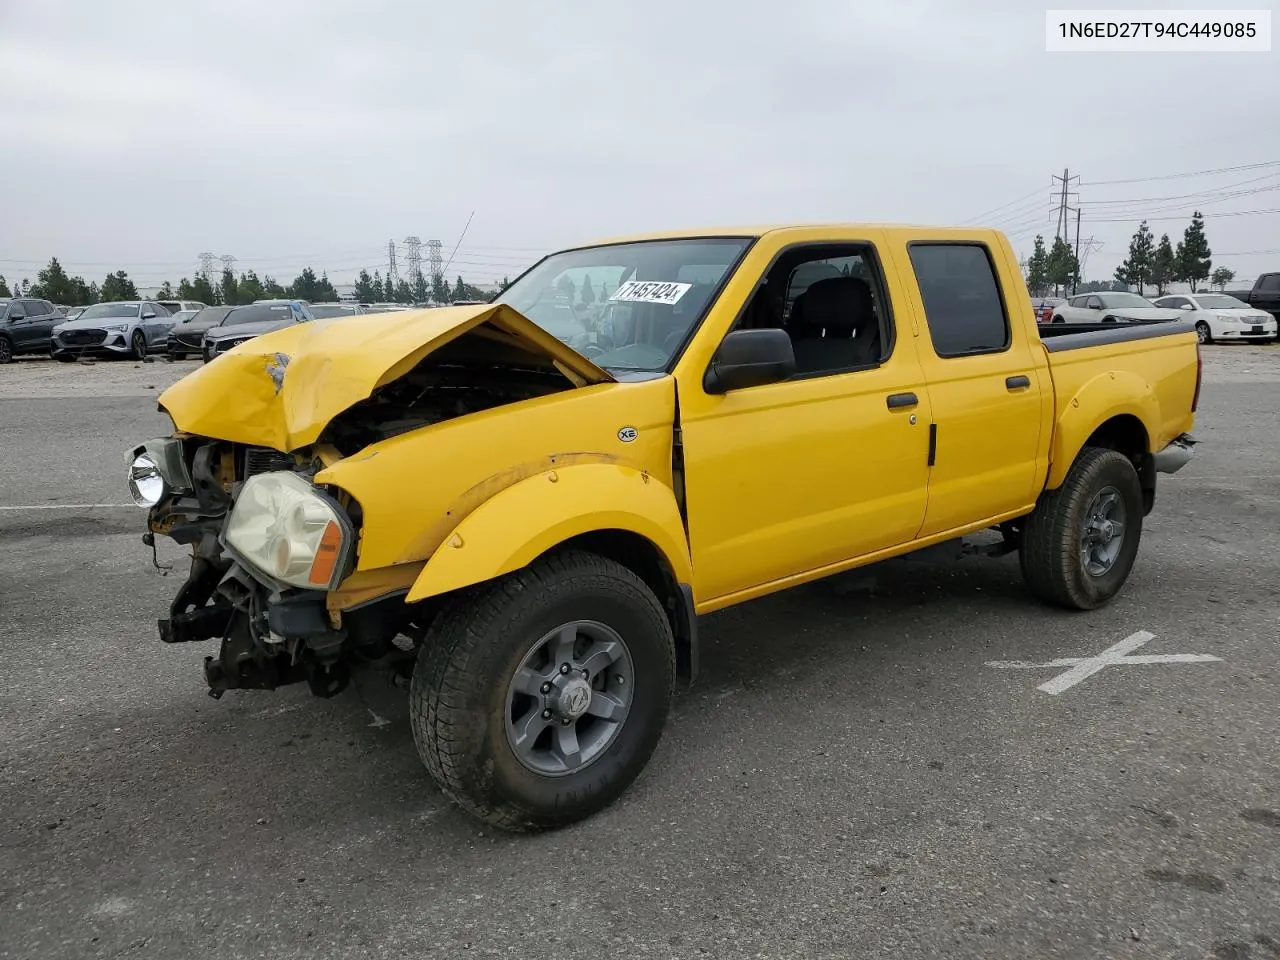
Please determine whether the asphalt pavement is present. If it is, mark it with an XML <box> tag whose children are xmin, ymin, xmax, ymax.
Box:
<box><xmin>1</xmin><ymin>352</ymin><xmax>1279</xmax><ymax>960</ymax></box>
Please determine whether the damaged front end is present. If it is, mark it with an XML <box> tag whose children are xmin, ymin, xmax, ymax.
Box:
<box><xmin>131</xmin><ymin>303</ymin><xmax>617</xmax><ymax>701</ymax></box>
<box><xmin>132</xmin><ymin>434</ymin><xmax>419</xmax><ymax>699</ymax></box>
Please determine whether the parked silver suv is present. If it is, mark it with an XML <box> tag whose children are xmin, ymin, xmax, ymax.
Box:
<box><xmin>51</xmin><ymin>301</ymin><xmax>174</xmax><ymax>361</ymax></box>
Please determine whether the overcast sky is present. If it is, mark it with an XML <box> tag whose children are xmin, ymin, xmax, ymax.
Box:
<box><xmin>2</xmin><ymin>0</ymin><xmax>1277</xmax><ymax>289</ymax></box>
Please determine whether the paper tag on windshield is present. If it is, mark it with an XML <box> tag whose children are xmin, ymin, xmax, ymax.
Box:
<box><xmin>608</xmin><ymin>281</ymin><xmax>692</xmax><ymax>306</ymax></box>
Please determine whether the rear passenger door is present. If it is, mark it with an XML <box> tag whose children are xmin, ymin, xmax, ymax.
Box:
<box><xmin>901</xmin><ymin>240</ymin><xmax>1049</xmax><ymax>539</ymax></box>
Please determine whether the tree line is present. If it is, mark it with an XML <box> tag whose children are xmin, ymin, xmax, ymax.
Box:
<box><xmin>1024</xmin><ymin>211</ymin><xmax>1235</xmax><ymax>298</ymax></box>
<box><xmin>0</xmin><ymin>258</ymin><xmax>510</xmax><ymax>308</ymax></box>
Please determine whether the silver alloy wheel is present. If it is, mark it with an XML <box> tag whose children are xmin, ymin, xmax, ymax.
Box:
<box><xmin>504</xmin><ymin>620</ymin><xmax>634</xmax><ymax>777</ymax></box>
<box><xmin>1196</xmin><ymin>321</ymin><xmax>1211</xmax><ymax>344</ymax></box>
<box><xmin>1080</xmin><ymin>485</ymin><xmax>1126</xmax><ymax>577</ymax></box>
<box><xmin>0</xmin><ymin>337</ymin><xmax>11</xmax><ymax>363</ymax></box>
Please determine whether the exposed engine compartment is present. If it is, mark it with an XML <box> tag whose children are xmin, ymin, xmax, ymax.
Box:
<box><xmin>319</xmin><ymin>354</ymin><xmax>572</xmax><ymax>455</ymax></box>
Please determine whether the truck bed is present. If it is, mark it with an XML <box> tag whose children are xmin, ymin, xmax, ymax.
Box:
<box><xmin>1037</xmin><ymin>317</ymin><xmax>1194</xmax><ymax>350</ymax></box>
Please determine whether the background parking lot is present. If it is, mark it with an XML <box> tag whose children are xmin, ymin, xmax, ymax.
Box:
<box><xmin>2</xmin><ymin>347</ymin><xmax>1279</xmax><ymax>960</ymax></box>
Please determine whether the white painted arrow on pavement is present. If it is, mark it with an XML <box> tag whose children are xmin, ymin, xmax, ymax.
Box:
<box><xmin>986</xmin><ymin>630</ymin><xmax>1222</xmax><ymax>695</ymax></box>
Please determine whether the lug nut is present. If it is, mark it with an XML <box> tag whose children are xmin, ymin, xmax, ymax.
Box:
<box><xmin>540</xmin><ymin>682</ymin><xmax>552</xmax><ymax>694</ymax></box>
<box><xmin>561</xmin><ymin>718</ymin><xmax>571</xmax><ymax>725</ymax></box>
<box><xmin>559</xmin><ymin>663</ymin><xmax>570</xmax><ymax>674</ymax></box>
<box><xmin>542</xmin><ymin>709</ymin><xmax>552</xmax><ymax>719</ymax></box>
<box><xmin>616</xmin><ymin>676</ymin><xmax>625</xmax><ymax>685</ymax></box>
<box><xmin>581</xmin><ymin>669</ymin><xmax>589</xmax><ymax>678</ymax></box>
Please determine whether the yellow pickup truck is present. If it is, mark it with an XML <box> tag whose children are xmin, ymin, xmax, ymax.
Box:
<box><xmin>128</xmin><ymin>224</ymin><xmax>1200</xmax><ymax>831</ymax></box>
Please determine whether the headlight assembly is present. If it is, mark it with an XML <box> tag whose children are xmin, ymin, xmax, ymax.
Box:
<box><xmin>223</xmin><ymin>472</ymin><xmax>354</xmax><ymax>591</ymax></box>
<box><xmin>128</xmin><ymin>453</ymin><xmax>166</xmax><ymax>507</ymax></box>
<box><xmin>105</xmin><ymin>323</ymin><xmax>129</xmax><ymax>332</ymax></box>
<box><xmin>126</xmin><ymin>437</ymin><xmax>192</xmax><ymax>507</ymax></box>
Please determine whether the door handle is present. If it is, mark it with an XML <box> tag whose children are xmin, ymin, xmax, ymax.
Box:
<box><xmin>1006</xmin><ymin>375</ymin><xmax>1031</xmax><ymax>390</ymax></box>
<box><xmin>886</xmin><ymin>392</ymin><xmax>918</xmax><ymax>409</ymax></box>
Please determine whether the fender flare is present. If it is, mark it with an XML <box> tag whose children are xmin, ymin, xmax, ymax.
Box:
<box><xmin>1046</xmin><ymin>369</ymin><xmax>1159</xmax><ymax>489</ymax></box>
<box><xmin>406</xmin><ymin>461</ymin><xmax>693</xmax><ymax>604</ymax></box>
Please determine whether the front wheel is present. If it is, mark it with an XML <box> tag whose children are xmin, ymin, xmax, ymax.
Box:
<box><xmin>0</xmin><ymin>336</ymin><xmax>13</xmax><ymax>364</ymax></box>
<box><xmin>1195</xmin><ymin>320</ymin><xmax>1213</xmax><ymax>345</ymax></box>
<box><xmin>1019</xmin><ymin>447</ymin><xmax>1144</xmax><ymax>610</ymax></box>
<box><xmin>131</xmin><ymin>330</ymin><xmax>147</xmax><ymax>360</ymax></box>
<box><xmin>410</xmin><ymin>549</ymin><xmax>675</xmax><ymax>832</ymax></box>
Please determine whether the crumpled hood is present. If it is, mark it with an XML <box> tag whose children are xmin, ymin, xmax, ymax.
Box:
<box><xmin>157</xmin><ymin>303</ymin><xmax>615</xmax><ymax>452</ymax></box>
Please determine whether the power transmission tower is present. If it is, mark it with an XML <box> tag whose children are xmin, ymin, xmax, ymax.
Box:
<box><xmin>403</xmin><ymin>236</ymin><xmax>422</xmax><ymax>286</ymax></box>
<box><xmin>386</xmin><ymin>239</ymin><xmax>399</xmax><ymax>287</ymax></box>
<box><xmin>219</xmin><ymin>254</ymin><xmax>236</xmax><ymax>277</ymax></box>
<box><xmin>198</xmin><ymin>251</ymin><xmax>216</xmax><ymax>278</ymax></box>
<box><xmin>1050</xmin><ymin>169</ymin><xmax>1080</xmax><ymax>245</ymax></box>
<box><xmin>427</xmin><ymin>239</ymin><xmax>443</xmax><ymax>286</ymax></box>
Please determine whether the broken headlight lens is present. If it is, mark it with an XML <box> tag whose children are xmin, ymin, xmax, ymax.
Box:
<box><xmin>223</xmin><ymin>471</ymin><xmax>352</xmax><ymax>591</ymax></box>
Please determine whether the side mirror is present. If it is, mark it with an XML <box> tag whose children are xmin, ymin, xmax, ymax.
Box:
<box><xmin>141</xmin><ymin>310</ymin><xmax>156</xmax><ymax>319</ymax></box>
<box><xmin>703</xmin><ymin>328</ymin><xmax>796</xmax><ymax>395</ymax></box>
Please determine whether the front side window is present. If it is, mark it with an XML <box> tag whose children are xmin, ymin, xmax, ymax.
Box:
<box><xmin>496</xmin><ymin>238</ymin><xmax>752</xmax><ymax>372</ymax></box>
<box><xmin>908</xmin><ymin>243</ymin><xmax>1010</xmax><ymax>357</ymax></box>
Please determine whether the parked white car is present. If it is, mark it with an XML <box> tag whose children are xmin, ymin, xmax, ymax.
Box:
<box><xmin>1151</xmin><ymin>292</ymin><xmax>1278</xmax><ymax>344</ymax></box>
<box><xmin>1049</xmin><ymin>291</ymin><xmax>1184</xmax><ymax>324</ymax></box>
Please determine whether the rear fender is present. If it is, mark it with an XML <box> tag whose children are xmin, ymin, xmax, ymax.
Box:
<box><xmin>406</xmin><ymin>462</ymin><xmax>693</xmax><ymax>603</ymax></box>
<box><xmin>1047</xmin><ymin>369</ymin><xmax>1158</xmax><ymax>489</ymax></box>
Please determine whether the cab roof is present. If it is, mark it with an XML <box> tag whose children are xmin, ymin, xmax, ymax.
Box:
<box><xmin>569</xmin><ymin>223</ymin><xmax>1007</xmax><ymax>249</ymax></box>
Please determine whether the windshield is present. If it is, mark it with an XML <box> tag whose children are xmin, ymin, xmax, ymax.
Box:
<box><xmin>78</xmin><ymin>303</ymin><xmax>139</xmax><ymax>320</ymax></box>
<box><xmin>1101</xmin><ymin>292</ymin><xmax>1154</xmax><ymax>308</ymax></box>
<box><xmin>310</xmin><ymin>304</ymin><xmax>357</xmax><ymax>318</ymax></box>
<box><xmin>495</xmin><ymin>238</ymin><xmax>752</xmax><ymax>371</ymax></box>
<box><xmin>1195</xmin><ymin>295</ymin><xmax>1249</xmax><ymax>309</ymax></box>
<box><xmin>185</xmin><ymin>307</ymin><xmax>232</xmax><ymax>325</ymax></box>
<box><xmin>223</xmin><ymin>303</ymin><xmax>296</xmax><ymax>326</ymax></box>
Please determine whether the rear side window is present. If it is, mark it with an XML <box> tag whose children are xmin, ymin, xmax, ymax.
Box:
<box><xmin>907</xmin><ymin>243</ymin><xmax>1011</xmax><ymax>358</ymax></box>
<box><xmin>1261</xmin><ymin>275</ymin><xmax>1280</xmax><ymax>292</ymax></box>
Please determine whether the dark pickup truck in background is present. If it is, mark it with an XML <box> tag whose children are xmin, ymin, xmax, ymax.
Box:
<box><xmin>1224</xmin><ymin>272</ymin><xmax>1280</xmax><ymax>323</ymax></box>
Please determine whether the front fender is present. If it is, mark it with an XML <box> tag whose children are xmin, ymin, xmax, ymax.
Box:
<box><xmin>406</xmin><ymin>462</ymin><xmax>692</xmax><ymax>603</ymax></box>
<box><xmin>1047</xmin><ymin>369</ymin><xmax>1159</xmax><ymax>489</ymax></box>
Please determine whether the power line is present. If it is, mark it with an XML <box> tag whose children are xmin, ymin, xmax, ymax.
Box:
<box><xmin>1080</xmin><ymin>160</ymin><xmax>1280</xmax><ymax>186</ymax></box>
<box><xmin>960</xmin><ymin>185</ymin><xmax>1050</xmax><ymax>225</ymax></box>
<box><xmin>1084</xmin><ymin>206</ymin><xmax>1280</xmax><ymax>223</ymax></box>
<box><xmin>1076</xmin><ymin>172</ymin><xmax>1280</xmax><ymax>206</ymax></box>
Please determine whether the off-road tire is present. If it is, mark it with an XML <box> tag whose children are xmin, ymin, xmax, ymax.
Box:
<box><xmin>1020</xmin><ymin>446</ymin><xmax>1144</xmax><ymax>610</ymax></box>
<box><xmin>410</xmin><ymin>549</ymin><xmax>676</xmax><ymax>832</ymax></box>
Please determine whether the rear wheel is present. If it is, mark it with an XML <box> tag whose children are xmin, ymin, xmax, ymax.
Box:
<box><xmin>130</xmin><ymin>330</ymin><xmax>147</xmax><ymax>360</ymax></box>
<box><xmin>410</xmin><ymin>549</ymin><xmax>675</xmax><ymax>832</ymax></box>
<box><xmin>1195</xmin><ymin>320</ymin><xmax>1213</xmax><ymax>345</ymax></box>
<box><xmin>0</xmin><ymin>336</ymin><xmax>13</xmax><ymax>364</ymax></box>
<box><xmin>1020</xmin><ymin>447</ymin><xmax>1144</xmax><ymax>610</ymax></box>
